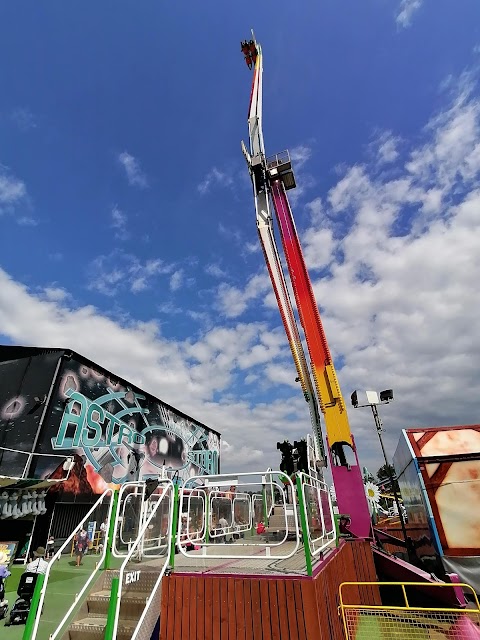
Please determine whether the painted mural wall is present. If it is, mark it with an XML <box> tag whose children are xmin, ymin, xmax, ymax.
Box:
<box><xmin>0</xmin><ymin>352</ymin><xmax>61</xmax><ymax>478</ymax></box>
<box><xmin>408</xmin><ymin>426</ymin><xmax>480</xmax><ymax>557</ymax></box>
<box><xmin>0</xmin><ymin>350</ymin><xmax>220</xmax><ymax>500</ymax></box>
<box><xmin>394</xmin><ymin>425</ymin><xmax>480</xmax><ymax>558</ymax></box>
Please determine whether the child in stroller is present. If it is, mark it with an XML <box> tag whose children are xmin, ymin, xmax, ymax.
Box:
<box><xmin>0</xmin><ymin>564</ymin><xmax>11</xmax><ymax>619</ymax></box>
<box><xmin>4</xmin><ymin>572</ymin><xmax>38</xmax><ymax>626</ymax></box>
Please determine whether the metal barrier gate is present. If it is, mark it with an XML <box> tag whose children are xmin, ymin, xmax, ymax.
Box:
<box><xmin>177</xmin><ymin>470</ymin><xmax>301</xmax><ymax>560</ymax></box>
<box><xmin>113</xmin><ymin>480</ymin><xmax>168</xmax><ymax>557</ymax></box>
<box><xmin>339</xmin><ymin>581</ymin><xmax>480</xmax><ymax>640</ymax></box>
<box><xmin>105</xmin><ymin>479</ymin><xmax>174</xmax><ymax>640</ymax></box>
<box><xmin>298</xmin><ymin>471</ymin><xmax>336</xmax><ymax>557</ymax></box>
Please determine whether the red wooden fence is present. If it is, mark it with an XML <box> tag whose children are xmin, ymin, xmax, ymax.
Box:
<box><xmin>159</xmin><ymin>540</ymin><xmax>379</xmax><ymax>640</ymax></box>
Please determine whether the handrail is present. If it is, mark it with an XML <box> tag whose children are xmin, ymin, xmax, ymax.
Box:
<box><xmin>266</xmin><ymin>468</ymin><xmax>275</xmax><ymax>519</ymax></box>
<box><xmin>107</xmin><ymin>479</ymin><xmax>174</xmax><ymax>640</ymax></box>
<box><xmin>339</xmin><ymin>581</ymin><xmax>480</xmax><ymax>612</ymax></box>
<box><xmin>184</xmin><ymin>488</ymin><xmax>206</xmax><ymax>542</ymax></box>
<box><xmin>207</xmin><ymin>491</ymin><xmax>251</xmax><ymax>539</ymax></box>
<box><xmin>298</xmin><ymin>471</ymin><xmax>335</xmax><ymax>557</ymax></box>
<box><xmin>31</xmin><ymin>489</ymin><xmax>114</xmax><ymax>640</ymax></box>
<box><xmin>113</xmin><ymin>482</ymin><xmax>146</xmax><ymax>556</ymax></box>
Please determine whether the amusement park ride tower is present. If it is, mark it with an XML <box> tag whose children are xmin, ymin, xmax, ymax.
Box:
<box><xmin>241</xmin><ymin>33</ymin><xmax>371</xmax><ymax>538</ymax></box>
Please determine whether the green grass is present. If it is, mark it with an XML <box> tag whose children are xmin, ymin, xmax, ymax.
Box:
<box><xmin>2</xmin><ymin>554</ymin><xmax>104</xmax><ymax>640</ymax></box>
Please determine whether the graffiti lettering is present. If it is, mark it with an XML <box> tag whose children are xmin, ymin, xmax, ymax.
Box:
<box><xmin>52</xmin><ymin>389</ymin><xmax>145</xmax><ymax>450</ymax></box>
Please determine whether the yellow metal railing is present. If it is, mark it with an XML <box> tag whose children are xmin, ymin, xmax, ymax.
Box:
<box><xmin>339</xmin><ymin>581</ymin><xmax>480</xmax><ymax>640</ymax></box>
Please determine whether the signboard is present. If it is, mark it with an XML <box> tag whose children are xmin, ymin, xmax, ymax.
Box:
<box><xmin>0</xmin><ymin>541</ymin><xmax>18</xmax><ymax>567</ymax></box>
<box><xmin>33</xmin><ymin>356</ymin><xmax>220</xmax><ymax>494</ymax></box>
<box><xmin>87</xmin><ymin>521</ymin><xmax>96</xmax><ymax>544</ymax></box>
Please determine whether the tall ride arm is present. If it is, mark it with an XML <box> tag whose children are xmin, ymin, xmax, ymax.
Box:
<box><xmin>242</xmin><ymin>39</ymin><xmax>326</xmax><ymax>466</ymax></box>
<box><xmin>270</xmin><ymin>180</ymin><xmax>352</xmax><ymax>455</ymax></box>
<box><xmin>240</xmin><ymin>34</ymin><xmax>371</xmax><ymax>536</ymax></box>
<box><xmin>268</xmin><ymin>159</ymin><xmax>371</xmax><ymax>539</ymax></box>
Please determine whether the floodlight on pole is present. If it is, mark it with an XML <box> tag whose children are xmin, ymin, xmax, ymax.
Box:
<box><xmin>350</xmin><ymin>388</ymin><xmax>412</xmax><ymax>560</ymax></box>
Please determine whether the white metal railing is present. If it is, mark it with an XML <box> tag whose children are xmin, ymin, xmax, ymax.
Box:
<box><xmin>252</xmin><ymin>493</ymin><xmax>264</xmax><ymax>526</ymax></box>
<box><xmin>265</xmin><ymin>468</ymin><xmax>275</xmax><ymax>519</ymax></box>
<box><xmin>110</xmin><ymin>479</ymin><xmax>174</xmax><ymax>640</ymax></box>
<box><xmin>207</xmin><ymin>491</ymin><xmax>252</xmax><ymax>539</ymax></box>
<box><xmin>298</xmin><ymin>472</ymin><xmax>335</xmax><ymax>556</ymax></box>
<box><xmin>209</xmin><ymin>492</ymin><xmax>234</xmax><ymax>539</ymax></box>
<box><xmin>31</xmin><ymin>489</ymin><xmax>114</xmax><ymax>640</ymax></box>
<box><xmin>266</xmin><ymin>150</ymin><xmax>291</xmax><ymax>169</ymax></box>
<box><xmin>113</xmin><ymin>481</ymin><xmax>146</xmax><ymax>556</ymax></box>
<box><xmin>178</xmin><ymin>471</ymin><xmax>300</xmax><ymax>560</ymax></box>
<box><xmin>232</xmin><ymin>492</ymin><xmax>252</xmax><ymax>532</ymax></box>
<box><xmin>179</xmin><ymin>488</ymin><xmax>206</xmax><ymax>546</ymax></box>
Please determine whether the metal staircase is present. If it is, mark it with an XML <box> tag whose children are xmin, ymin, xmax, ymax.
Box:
<box><xmin>62</xmin><ymin>568</ymin><xmax>158</xmax><ymax>640</ymax></box>
<box><xmin>25</xmin><ymin>480</ymin><xmax>174</xmax><ymax>640</ymax></box>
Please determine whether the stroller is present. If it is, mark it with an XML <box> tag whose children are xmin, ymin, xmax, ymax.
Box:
<box><xmin>0</xmin><ymin>565</ymin><xmax>10</xmax><ymax>619</ymax></box>
<box><xmin>4</xmin><ymin>572</ymin><xmax>38</xmax><ymax>626</ymax></box>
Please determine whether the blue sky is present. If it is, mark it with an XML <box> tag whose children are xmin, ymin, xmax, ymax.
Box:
<box><xmin>1</xmin><ymin>0</ymin><xmax>480</xmax><ymax>475</ymax></box>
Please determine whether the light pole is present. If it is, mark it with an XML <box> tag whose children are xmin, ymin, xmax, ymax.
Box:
<box><xmin>350</xmin><ymin>389</ymin><xmax>411</xmax><ymax>559</ymax></box>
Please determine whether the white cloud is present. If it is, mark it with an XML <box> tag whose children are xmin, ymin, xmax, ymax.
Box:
<box><xmin>306</xmin><ymin>197</ymin><xmax>323</xmax><ymax>221</ymax></box>
<box><xmin>11</xmin><ymin>107</ymin><xmax>37</xmax><ymax>132</ymax></box>
<box><xmin>242</xmin><ymin>241</ymin><xmax>260</xmax><ymax>255</ymax></box>
<box><xmin>0</xmin><ymin>167</ymin><xmax>33</xmax><ymax>224</ymax></box>
<box><xmin>157</xmin><ymin>301</ymin><xmax>183</xmax><ymax>315</ymax></box>
<box><xmin>198</xmin><ymin>167</ymin><xmax>233</xmax><ymax>195</ymax></box>
<box><xmin>0</xmin><ymin>271</ymin><xmax>307</xmax><ymax>472</ymax></box>
<box><xmin>110</xmin><ymin>205</ymin><xmax>129</xmax><ymax>240</ymax></box>
<box><xmin>375</xmin><ymin>131</ymin><xmax>400</xmax><ymax>165</ymax></box>
<box><xmin>396</xmin><ymin>0</ymin><xmax>423</xmax><ymax>28</ymax></box>
<box><xmin>283</xmin><ymin>144</ymin><xmax>315</xmax><ymax>205</ymax></box>
<box><xmin>302</xmin><ymin>77</ymin><xmax>480</xmax><ymax>466</ymax></box>
<box><xmin>205</xmin><ymin>263</ymin><xmax>228</xmax><ymax>279</ymax></box>
<box><xmin>202</xmin><ymin>73</ymin><xmax>480</xmax><ymax>470</ymax></box>
<box><xmin>302</xmin><ymin>226</ymin><xmax>335</xmax><ymax>271</ymax></box>
<box><xmin>0</xmin><ymin>171</ymin><xmax>27</xmax><ymax>208</ymax></box>
<box><xmin>169</xmin><ymin>269</ymin><xmax>183</xmax><ymax>292</ymax></box>
<box><xmin>17</xmin><ymin>216</ymin><xmax>38</xmax><ymax>227</ymax></box>
<box><xmin>118</xmin><ymin>151</ymin><xmax>148</xmax><ymax>188</ymax></box>
<box><xmin>218</xmin><ymin>222</ymin><xmax>242</xmax><ymax>244</ymax></box>
<box><xmin>221</xmin><ymin>440</ymin><xmax>263</xmax><ymax>466</ymax></box>
<box><xmin>43</xmin><ymin>286</ymin><xmax>69</xmax><ymax>302</ymax></box>
<box><xmin>216</xmin><ymin>273</ymin><xmax>270</xmax><ymax>318</ymax></box>
<box><xmin>1</xmin><ymin>72</ymin><xmax>480</xmax><ymax>477</ymax></box>
<box><xmin>88</xmin><ymin>251</ymin><xmax>174</xmax><ymax>296</ymax></box>
<box><xmin>290</xmin><ymin>144</ymin><xmax>312</xmax><ymax>169</ymax></box>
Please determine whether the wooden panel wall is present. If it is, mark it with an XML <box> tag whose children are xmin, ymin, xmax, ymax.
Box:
<box><xmin>159</xmin><ymin>540</ymin><xmax>380</xmax><ymax>640</ymax></box>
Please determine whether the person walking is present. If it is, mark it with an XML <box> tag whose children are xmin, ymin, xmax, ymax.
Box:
<box><xmin>74</xmin><ymin>530</ymin><xmax>89</xmax><ymax>567</ymax></box>
<box><xmin>46</xmin><ymin>535</ymin><xmax>55</xmax><ymax>560</ymax></box>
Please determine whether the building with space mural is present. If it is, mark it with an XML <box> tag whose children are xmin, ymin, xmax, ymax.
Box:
<box><xmin>0</xmin><ymin>345</ymin><xmax>220</xmax><ymax>556</ymax></box>
<box><xmin>0</xmin><ymin>345</ymin><xmax>220</xmax><ymax>495</ymax></box>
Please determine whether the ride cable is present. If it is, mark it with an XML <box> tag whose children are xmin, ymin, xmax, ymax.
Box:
<box><xmin>240</xmin><ymin>33</ymin><xmax>371</xmax><ymax>537</ymax></box>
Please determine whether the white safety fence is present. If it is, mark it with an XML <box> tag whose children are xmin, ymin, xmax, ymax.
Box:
<box><xmin>109</xmin><ymin>479</ymin><xmax>174</xmax><ymax>640</ymax></box>
<box><xmin>31</xmin><ymin>489</ymin><xmax>115</xmax><ymax>640</ymax></box>
<box><xmin>113</xmin><ymin>481</ymin><xmax>147</xmax><ymax>557</ymax></box>
<box><xmin>298</xmin><ymin>472</ymin><xmax>335</xmax><ymax>557</ymax></box>
<box><xmin>177</xmin><ymin>470</ymin><xmax>300</xmax><ymax>561</ymax></box>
